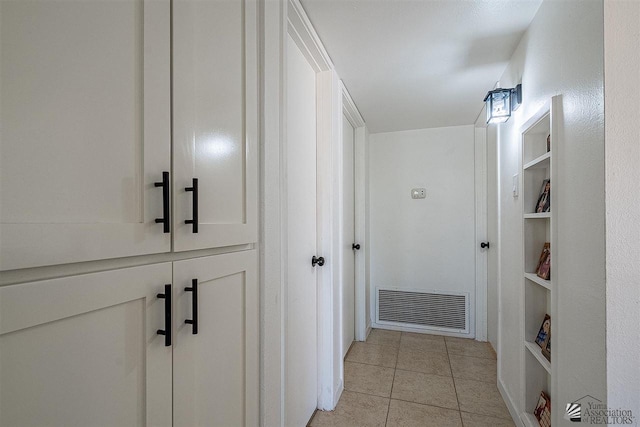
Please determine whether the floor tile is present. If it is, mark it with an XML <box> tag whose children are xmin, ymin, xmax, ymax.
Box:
<box><xmin>400</xmin><ymin>332</ymin><xmax>447</xmax><ymax>353</ymax></box>
<box><xmin>454</xmin><ymin>378</ymin><xmax>511</xmax><ymax>420</ymax></box>
<box><xmin>445</xmin><ymin>337</ymin><xmax>496</xmax><ymax>360</ymax></box>
<box><xmin>391</xmin><ymin>369</ymin><xmax>459</xmax><ymax>410</ymax></box>
<box><xmin>449</xmin><ymin>354</ymin><xmax>497</xmax><ymax>383</ymax></box>
<box><xmin>460</xmin><ymin>411</ymin><xmax>516</xmax><ymax>427</ymax></box>
<box><xmin>309</xmin><ymin>391</ymin><xmax>389</xmax><ymax>427</ymax></box>
<box><xmin>366</xmin><ymin>329</ymin><xmax>401</xmax><ymax>348</ymax></box>
<box><xmin>345</xmin><ymin>342</ymin><xmax>398</xmax><ymax>368</ymax></box>
<box><xmin>344</xmin><ymin>361</ymin><xmax>395</xmax><ymax>397</ymax></box>
<box><xmin>386</xmin><ymin>399</ymin><xmax>463</xmax><ymax>427</ymax></box>
<box><xmin>396</xmin><ymin>346</ymin><xmax>452</xmax><ymax>377</ymax></box>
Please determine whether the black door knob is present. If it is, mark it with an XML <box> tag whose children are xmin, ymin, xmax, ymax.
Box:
<box><xmin>352</xmin><ymin>243</ymin><xmax>361</xmax><ymax>250</ymax></box>
<box><xmin>480</xmin><ymin>242</ymin><xmax>490</xmax><ymax>249</ymax></box>
<box><xmin>312</xmin><ymin>256</ymin><xmax>325</xmax><ymax>267</ymax></box>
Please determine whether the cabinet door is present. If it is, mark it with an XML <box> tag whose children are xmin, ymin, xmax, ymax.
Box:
<box><xmin>172</xmin><ymin>0</ymin><xmax>258</xmax><ymax>251</ymax></box>
<box><xmin>172</xmin><ymin>250</ymin><xmax>258</xmax><ymax>427</ymax></box>
<box><xmin>0</xmin><ymin>0</ymin><xmax>171</xmax><ymax>270</ymax></box>
<box><xmin>0</xmin><ymin>264</ymin><xmax>173</xmax><ymax>427</ymax></box>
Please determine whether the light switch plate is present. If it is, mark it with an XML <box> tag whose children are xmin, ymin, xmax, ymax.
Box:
<box><xmin>513</xmin><ymin>174</ymin><xmax>519</xmax><ymax>198</ymax></box>
<box><xmin>411</xmin><ymin>188</ymin><xmax>426</xmax><ymax>199</ymax></box>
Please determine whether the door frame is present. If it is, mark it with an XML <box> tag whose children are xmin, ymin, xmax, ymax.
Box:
<box><xmin>340</xmin><ymin>84</ymin><xmax>367</xmax><ymax>343</ymax></box>
<box><xmin>286</xmin><ymin>0</ymin><xmax>343</xmax><ymax>412</ymax></box>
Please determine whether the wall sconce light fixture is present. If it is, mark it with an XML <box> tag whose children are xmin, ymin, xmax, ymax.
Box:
<box><xmin>483</xmin><ymin>84</ymin><xmax>522</xmax><ymax>124</ymax></box>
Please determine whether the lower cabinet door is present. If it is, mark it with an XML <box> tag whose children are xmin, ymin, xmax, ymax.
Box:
<box><xmin>0</xmin><ymin>264</ymin><xmax>173</xmax><ymax>427</ymax></box>
<box><xmin>172</xmin><ymin>250</ymin><xmax>258</xmax><ymax>427</ymax></box>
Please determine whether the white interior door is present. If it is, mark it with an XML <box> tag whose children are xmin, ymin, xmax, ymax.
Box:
<box><xmin>172</xmin><ymin>0</ymin><xmax>258</xmax><ymax>252</ymax></box>
<box><xmin>0</xmin><ymin>0</ymin><xmax>171</xmax><ymax>270</ymax></box>
<box><xmin>0</xmin><ymin>264</ymin><xmax>173</xmax><ymax>427</ymax></box>
<box><xmin>486</xmin><ymin>125</ymin><xmax>499</xmax><ymax>347</ymax></box>
<box><xmin>172</xmin><ymin>251</ymin><xmax>258</xmax><ymax>427</ymax></box>
<box><xmin>285</xmin><ymin>34</ymin><xmax>318</xmax><ymax>427</ymax></box>
<box><xmin>342</xmin><ymin>115</ymin><xmax>356</xmax><ymax>357</ymax></box>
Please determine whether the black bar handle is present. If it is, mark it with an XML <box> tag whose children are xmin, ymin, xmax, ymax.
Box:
<box><xmin>154</xmin><ymin>171</ymin><xmax>170</xmax><ymax>233</ymax></box>
<box><xmin>185</xmin><ymin>178</ymin><xmax>199</xmax><ymax>233</ymax></box>
<box><xmin>185</xmin><ymin>279</ymin><xmax>198</xmax><ymax>334</ymax></box>
<box><xmin>481</xmin><ymin>242</ymin><xmax>490</xmax><ymax>249</ymax></box>
<box><xmin>156</xmin><ymin>284</ymin><xmax>172</xmax><ymax>346</ymax></box>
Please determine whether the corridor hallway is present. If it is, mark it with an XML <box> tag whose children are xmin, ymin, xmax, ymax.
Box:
<box><xmin>309</xmin><ymin>329</ymin><xmax>514</xmax><ymax>427</ymax></box>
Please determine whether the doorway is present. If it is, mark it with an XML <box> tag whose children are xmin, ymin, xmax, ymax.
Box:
<box><xmin>341</xmin><ymin>113</ymin><xmax>356</xmax><ymax>358</ymax></box>
<box><xmin>285</xmin><ymin>33</ymin><xmax>319</xmax><ymax>427</ymax></box>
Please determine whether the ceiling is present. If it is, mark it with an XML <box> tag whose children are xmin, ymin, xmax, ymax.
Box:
<box><xmin>300</xmin><ymin>0</ymin><xmax>542</xmax><ymax>133</ymax></box>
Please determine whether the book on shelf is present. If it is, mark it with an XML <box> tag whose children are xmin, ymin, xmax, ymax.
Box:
<box><xmin>535</xmin><ymin>243</ymin><xmax>551</xmax><ymax>280</ymax></box>
<box><xmin>535</xmin><ymin>179</ymin><xmax>551</xmax><ymax>213</ymax></box>
<box><xmin>535</xmin><ymin>314</ymin><xmax>551</xmax><ymax>349</ymax></box>
<box><xmin>542</xmin><ymin>332</ymin><xmax>551</xmax><ymax>362</ymax></box>
<box><xmin>534</xmin><ymin>391</ymin><xmax>551</xmax><ymax>427</ymax></box>
<box><xmin>547</xmin><ymin>134</ymin><xmax>551</xmax><ymax>153</ymax></box>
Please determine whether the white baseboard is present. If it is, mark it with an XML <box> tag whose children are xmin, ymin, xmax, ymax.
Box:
<box><xmin>365</xmin><ymin>322</ymin><xmax>372</xmax><ymax>340</ymax></box>
<box><xmin>498</xmin><ymin>378</ymin><xmax>524</xmax><ymax>427</ymax></box>
<box><xmin>371</xmin><ymin>322</ymin><xmax>474</xmax><ymax>339</ymax></box>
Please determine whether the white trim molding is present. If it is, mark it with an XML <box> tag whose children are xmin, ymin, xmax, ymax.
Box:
<box><xmin>260</xmin><ymin>0</ymin><xmax>287</xmax><ymax>425</ymax></box>
<box><xmin>287</xmin><ymin>0</ymin><xmax>333</xmax><ymax>73</ymax></box>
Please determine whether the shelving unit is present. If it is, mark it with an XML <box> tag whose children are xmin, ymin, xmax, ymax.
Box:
<box><xmin>520</xmin><ymin>96</ymin><xmax>560</xmax><ymax>426</ymax></box>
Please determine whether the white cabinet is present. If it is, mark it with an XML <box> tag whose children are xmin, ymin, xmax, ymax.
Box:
<box><xmin>0</xmin><ymin>251</ymin><xmax>258</xmax><ymax>427</ymax></box>
<box><xmin>0</xmin><ymin>0</ymin><xmax>259</xmax><ymax>271</ymax></box>
<box><xmin>172</xmin><ymin>0</ymin><xmax>258</xmax><ymax>252</ymax></box>
<box><xmin>172</xmin><ymin>250</ymin><xmax>259</xmax><ymax>427</ymax></box>
<box><xmin>0</xmin><ymin>0</ymin><xmax>172</xmax><ymax>270</ymax></box>
<box><xmin>0</xmin><ymin>263</ymin><xmax>173</xmax><ymax>427</ymax></box>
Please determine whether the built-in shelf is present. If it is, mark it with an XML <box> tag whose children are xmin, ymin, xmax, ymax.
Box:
<box><xmin>525</xmin><ymin>340</ymin><xmax>551</xmax><ymax>374</ymax></box>
<box><xmin>524</xmin><ymin>152</ymin><xmax>551</xmax><ymax>170</ymax></box>
<box><xmin>524</xmin><ymin>212</ymin><xmax>551</xmax><ymax>219</ymax></box>
<box><xmin>521</xmin><ymin>412</ymin><xmax>539</xmax><ymax>427</ymax></box>
<box><xmin>521</xmin><ymin>97</ymin><xmax>558</xmax><ymax>426</ymax></box>
<box><xmin>525</xmin><ymin>273</ymin><xmax>552</xmax><ymax>290</ymax></box>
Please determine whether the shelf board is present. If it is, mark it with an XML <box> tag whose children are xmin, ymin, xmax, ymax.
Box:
<box><xmin>525</xmin><ymin>340</ymin><xmax>551</xmax><ymax>374</ymax></box>
<box><xmin>521</xmin><ymin>412</ymin><xmax>540</xmax><ymax>427</ymax></box>
<box><xmin>524</xmin><ymin>152</ymin><xmax>551</xmax><ymax>170</ymax></box>
<box><xmin>524</xmin><ymin>273</ymin><xmax>552</xmax><ymax>290</ymax></box>
<box><xmin>524</xmin><ymin>212</ymin><xmax>551</xmax><ymax>219</ymax></box>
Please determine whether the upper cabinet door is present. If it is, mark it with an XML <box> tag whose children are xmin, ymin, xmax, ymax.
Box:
<box><xmin>0</xmin><ymin>0</ymin><xmax>172</xmax><ymax>270</ymax></box>
<box><xmin>172</xmin><ymin>0</ymin><xmax>258</xmax><ymax>252</ymax></box>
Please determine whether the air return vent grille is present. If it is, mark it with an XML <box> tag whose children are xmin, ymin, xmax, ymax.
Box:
<box><xmin>376</xmin><ymin>288</ymin><xmax>469</xmax><ymax>333</ymax></box>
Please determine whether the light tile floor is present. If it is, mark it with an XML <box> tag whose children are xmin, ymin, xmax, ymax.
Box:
<box><xmin>308</xmin><ymin>329</ymin><xmax>515</xmax><ymax>427</ymax></box>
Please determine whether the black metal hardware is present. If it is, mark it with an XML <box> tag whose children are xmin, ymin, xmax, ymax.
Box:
<box><xmin>312</xmin><ymin>256</ymin><xmax>325</xmax><ymax>267</ymax></box>
<box><xmin>480</xmin><ymin>242</ymin><xmax>490</xmax><ymax>249</ymax></box>
<box><xmin>157</xmin><ymin>284</ymin><xmax>172</xmax><ymax>346</ymax></box>
<box><xmin>352</xmin><ymin>243</ymin><xmax>361</xmax><ymax>250</ymax></box>
<box><xmin>185</xmin><ymin>279</ymin><xmax>198</xmax><ymax>334</ymax></box>
<box><xmin>185</xmin><ymin>178</ymin><xmax>199</xmax><ymax>233</ymax></box>
<box><xmin>154</xmin><ymin>171</ymin><xmax>170</xmax><ymax>233</ymax></box>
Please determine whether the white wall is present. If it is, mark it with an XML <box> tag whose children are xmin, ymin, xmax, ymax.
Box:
<box><xmin>604</xmin><ymin>0</ymin><xmax>640</xmax><ymax>418</ymax></box>
<box><xmin>369</xmin><ymin>125</ymin><xmax>476</xmax><ymax>335</ymax></box>
<box><xmin>496</xmin><ymin>0</ymin><xmax>606</xmax><ymax>423</ymax></box>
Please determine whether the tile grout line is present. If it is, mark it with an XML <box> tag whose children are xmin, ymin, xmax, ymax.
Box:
<box><xmin>445</xmin><ymin>337</ymin><xmax>465</xmax><ymax>427</ymax></box>
<box><xmin>384</xmin><ymin>333</ymin><xmax>402</xmax><ymax>427</ymax></box>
